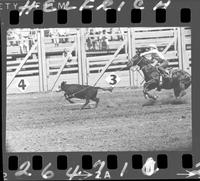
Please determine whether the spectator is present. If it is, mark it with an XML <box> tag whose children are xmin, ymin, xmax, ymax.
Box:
<box><xmin>19</xmin><ymin>34</ymin><xmax>29</xmax><ymax>54</ymax></box>
<box><xmin>52</xmin><ymin>29</ymin><xmax>59</xmax><ymax>47</ymax></box>
<box><xmin>101</xmin><ymin>29</ymin><xmax>109</xmax><ymax>51</ymax></box>
<box><xmin>29</xmin><ymin>30</ymin><xmax>37</xmax><ymax>47</ymax></box>
<box><xmin>86</xmin><ymin>29</ymin><xmax>96</xmax><ymax>50</ymax></box>
<box><xmin>63</xmin><ymin>48</ymin><xmax>73</xmax><ymax>63</ymax></box>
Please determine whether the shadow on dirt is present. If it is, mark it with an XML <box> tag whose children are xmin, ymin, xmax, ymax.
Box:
<box><xmin>142</xmin><ymin>100</ymin><xmax>157</xmax><ymax>107</ymax></box>
<box><xmin>142</xmin><ymin>97</ymin><xmax>187</xmax><ymax>107</ymax></box>
<box><xmin>160</xmin><ymin>98</ymin><xmax>187</xmax><ymax>105</ymax></box>
<box><xmin>106</xmin><ymin>102</ymin><xmax>118</xmax><ymax>108</ymax></box>
<box><xmin>67</xmin><ymin>106</ymin><xmax>95</xmax><ymax>111</ymax></box>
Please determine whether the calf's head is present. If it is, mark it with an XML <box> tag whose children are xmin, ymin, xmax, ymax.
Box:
<box><xmin>56</xmin><ymin>81</ymin><xmax>67</xmax><ymax>92</ymax></box>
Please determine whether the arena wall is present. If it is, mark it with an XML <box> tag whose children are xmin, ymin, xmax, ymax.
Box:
<box><xmin>6</xmin><ymin>27</ymin><xmax>191</xmax><ymax>94</ymax></box>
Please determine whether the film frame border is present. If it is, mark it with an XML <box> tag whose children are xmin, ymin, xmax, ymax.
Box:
<box><xmin>9</xmin><ymin>8</ymin><xmax>192</xmax><ymax>25</ymax></box>
<box><xmin>1</xmin><ymin>0</ymin><xmax>200</xmax><ymax>180</ymax></box>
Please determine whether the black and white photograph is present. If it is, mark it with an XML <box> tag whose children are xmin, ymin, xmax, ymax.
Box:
<box><xmin>6</xmin><ymin>27</ymin><xmax>192</xmax><ymax>152</ymax></box>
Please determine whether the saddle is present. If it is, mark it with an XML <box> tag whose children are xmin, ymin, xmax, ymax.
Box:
<box><xmin>156</xmin><ymin>67</ymin><xmax>171</xmax><ymax>79</ymax></box>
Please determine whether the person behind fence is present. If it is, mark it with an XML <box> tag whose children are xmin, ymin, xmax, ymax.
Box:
<box><xmin>19</xmin><ymin>34</ymin><xmax>29</xmax><ymax>54</ymax></box>
<box><xmin>63</xmin><ymin>49</ymin><xmax>73</xmax><ymax>63</ymax></box>
<box><xmin>140</xmin><ymin>44</ymin><xmax>169</xmax><ymax>91</ymax></box>
<box><xmin>51</xmin><ymin>29</ymin><xmax>59</xmax><ymax>47</ymax></box>
<box><xmin>90</xmin><ymin>29</ymin><xmax>96</xmax><ymax>50</ymax></box>
<box><xmin>101</xmin><ymin>29</ymin><xmax>109</xmax><ymax>50</ymax></box>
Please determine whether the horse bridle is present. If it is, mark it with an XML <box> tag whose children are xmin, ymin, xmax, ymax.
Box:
<box><xmin>130</xmin><ymin>55</ymin><xmax>145</xmax><ymax>69</ymax></box>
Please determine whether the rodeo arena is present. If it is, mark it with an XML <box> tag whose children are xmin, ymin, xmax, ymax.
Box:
<box><xmin>6</xmin><ymin>27</ymin><xmax>192</xmax><ymax>152</ymax></box>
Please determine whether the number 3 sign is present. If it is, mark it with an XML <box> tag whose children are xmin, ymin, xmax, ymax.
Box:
<box><xmin>106</xmin><ymin>73</ymin><xmax>121</xmax><ymax>86</ymax></box>
<box><xmin>16</xmin><ymin>79</ymin><xmax>30</xmax><ymax>92</ymax></box>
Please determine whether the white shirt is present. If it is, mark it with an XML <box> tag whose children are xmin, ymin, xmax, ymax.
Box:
<box><xmin>141</xmin><ymin>49</ymin><xmax>165</xmax><ymax>60</ymax></box>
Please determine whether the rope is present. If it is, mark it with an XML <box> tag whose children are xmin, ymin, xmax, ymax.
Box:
<box><xmin>56</xmin><ymin>64</ymin><xmax>127</xmax><ymax>97</ymax></box>
<box><xmin>129</xmin><ymin>56</ymin><xmax>146</xmax><ymax>85</ymax></box>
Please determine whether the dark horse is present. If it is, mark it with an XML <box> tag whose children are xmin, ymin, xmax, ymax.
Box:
<box><xmin>127</xmin><ymin>54</ymin><xmax>191</xmax><ymax>100</ymax></box>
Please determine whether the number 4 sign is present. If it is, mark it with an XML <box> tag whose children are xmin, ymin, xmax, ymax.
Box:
<box><xmin>16</xmin><ymin>79</ymin><xmax>30</xmax><ymax>92</ymax></box>
<box><xmin>106</xmin><ymin>73</ymin><xmax>121</xmax><ymax>86</ymax></box>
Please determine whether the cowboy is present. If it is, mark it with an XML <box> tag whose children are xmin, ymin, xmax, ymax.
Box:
<box><xmin>140</xmin><ymin>44</ymin><xmax>169</xmax><ymax>91</ymax></box>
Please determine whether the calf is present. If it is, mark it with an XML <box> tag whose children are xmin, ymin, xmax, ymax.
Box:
<box><xmin>57</xmin><ymin>81</ymin><xmax>113</xmax><ymax>109</ymax></box>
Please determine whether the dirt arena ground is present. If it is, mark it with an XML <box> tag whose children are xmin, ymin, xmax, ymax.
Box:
<box><xmin>6</xmin><ymin>87</ymin><xmax>192</xmax><ymax>152</ymax></box>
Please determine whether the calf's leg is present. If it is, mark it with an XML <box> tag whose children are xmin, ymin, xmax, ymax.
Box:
<box><xmin>66</xmin><ymin>98</ymin><xmax>75</xmax><ymax>104</ymax></box>
<box><xmin>81</xmin><ymin>99</ymin><xmax>90</xmax><ymax>110</ymax></box>
<box><xmin>64</xmin><ymin>93</ymin><xmax>74</xmax><ymax>103</ymax></box>
<box><xmin>92</xmin><ymin>97</ymin><xmax>100</xmax><ymax>108</ymax></box>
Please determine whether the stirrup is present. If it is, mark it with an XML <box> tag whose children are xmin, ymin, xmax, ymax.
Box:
<box><xmin>157</xmin><ymin>88</ymin><xmax>161</xmax><ymax>92</ymax></box>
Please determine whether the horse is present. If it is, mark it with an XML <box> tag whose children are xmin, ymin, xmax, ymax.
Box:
<box><xmin>126</xmin><ymin>54</ymin><xmax>191</xmax><ymax>100</ymax></box>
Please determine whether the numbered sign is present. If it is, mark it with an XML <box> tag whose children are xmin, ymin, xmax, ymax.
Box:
<box><xmin>16</xmin><ymin>79</ymin><xmax>30</xmax><ymax>93</ymax></box>
<box><xmin>106</xmin><ymin>73</ymin><xmax>121</xmax><ymax>86</ymax></box>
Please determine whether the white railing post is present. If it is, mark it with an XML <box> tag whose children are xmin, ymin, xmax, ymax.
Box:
<box><xmin>38</xmin><ymin>29</ymin><xmax>44</xmax><ymax>92</ymax></box>
<box><xmin>77</xmin><ymin>29</ymin><xmax>83</xmax><ymax>85</ymax></box>
<box><xmin>7</xmin><ymin>42</ymin><xmax>38</xmax><ymax>89</ymax></box>
<box><xmin>180</xmin><ymin>27</ymin><xmax>188</xmax><ymax>71</ymax></box>
<box><xmin>129</xmin><ymin>28</ymin><xmax>136</xmax><ymax>87</ymax></box>
<box><xmin>93</xmin><ymin>36</ymin><xmax>128</xmax><ymax>87</ymax></box>
<box><xmin>80</xmin><ymin>28</ymin><xmax>88</xmax><ymax>85</ymax></box>
<box><xmin>38</xmin><ymin>29</ymin><xmax>48</xmax><ymax>92</ymax></box>
<box><xmin>177</xmin><ymin>27</ymin><xmax>184</xmax><ymax>70</ymax></box>
<box><xmin>41</xmin><ymin>30</ymin><xmax>48</xmax><ymax>91</ymax></box>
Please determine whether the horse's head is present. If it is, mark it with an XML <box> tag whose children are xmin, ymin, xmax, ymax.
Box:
<box><xmin>127</xmin><ymin>54</ymin><xmax>142</xmax><ymax>68</ymax></box>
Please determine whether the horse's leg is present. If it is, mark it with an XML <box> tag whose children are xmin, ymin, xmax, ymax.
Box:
<box><xmin>143</xmin><ymin>83</ymin><xmax>149</xmax><ymax>99</ymax></box>
<box><xmin>178</xmin><ymin>82</ymin><xmax>186</xmax><ymax>99</ymax></box>
<box><xmin>173</xmin><ymin>87</ymin><xmax>180</xmax><ymax>99</ymax></box>
<box><xmin>143</xmin><ymin>80</ymin><xmax>158</xmax><ymax>100</ymax></box>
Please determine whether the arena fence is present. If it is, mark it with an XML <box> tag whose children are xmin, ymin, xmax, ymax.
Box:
<box><xmin>6</xmin><ymin>27</ymin><xmax>191</xmax><ymax>94</ymax></box>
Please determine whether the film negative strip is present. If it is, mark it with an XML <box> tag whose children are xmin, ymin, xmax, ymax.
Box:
<box><xmin>1</xmin><ymin>0</ymin><xmax>200</xmax><ymax>180</ymax></box>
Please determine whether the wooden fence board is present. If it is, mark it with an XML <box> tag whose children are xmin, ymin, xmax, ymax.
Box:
<box><xmin>7</xmin><ymin>64</ymin><xmax>39</xmax><ymax>70</ymax></box>
<box><xmin>135</xmin><ymin>38</ymin><xmax>176</xmax><ymax>45</ymax></box>
<box><xmin>88</xmin><ymin>54</ymin><xmax>128</xmax><ymax>62</ymax></box>
<box><xmin>134</xmin><ymin>27</ymin><xmax>175</xmax><ymax>31</ymax></box>
<box><xmin>135</xmin><ymin>31</ymin><xmax>175</xmax><ymax>39</ymax></box>
<box><xmin>7</xmin><ymin>59</ymin><xmax>39</xmax><ymax>65</ymax></box>
<box><xmin>7</xmin><ymin>70</ymin><xmax>39</xmax><ymax>76</ymax></box>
